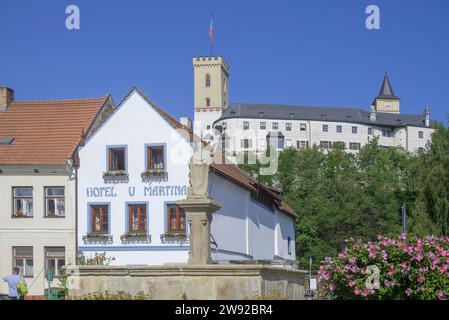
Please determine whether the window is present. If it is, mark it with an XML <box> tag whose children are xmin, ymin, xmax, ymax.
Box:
<box><xmin>241</xmin><ymin>139</ymin><xmax>252</xmax><ymax>149</ymax></box>
<box><xmin>336</xmin><ymin>125</ymin><xmax>342</xmax><ymax>133</ymax></box>
<box><xmin>45</xmin><ymin>247</ymin><xmax>65</xmax><ymax>277</ymax></box>
<box><xmin>45</xmin><ymin>187</ymin><xmax>65</xmax><ymax>217</ymax></box>
<box><xmin>322</xmin><ymin>124</ymin><xmax>329</xmax><ymax>132</ymax></box>
<box><xmin>167</xmin><ymin>204</ymin><xmax>186</xmax><ymax>233</ymax></box>
<box><xmin>90</xmin><ymin>205</ymin><xmax>109</xmax><ymax>234</ymax></box>
<box><xmin>243</xmin><ymin>121</ymin><xmax>249</xmax><ymax>130</ymax></box>
<box><xmin>108</xmin><ymin>147</ymin><xmax>126</xmax><ymax>171</ymax></box>
<box><xmin>382</xmin><ymin>129</ymin><xmax>392</xmax><ymax>137</ymax></box>
<box><xmin>251</xmin><ymin>188</ymin><xmax>273</xmax><ymax>209</ymax></box>
<box><xmin>286</xmin><ymin>123</ymin><xmax>292</xmax><ymax>131</ymax></box>
<box><xmin>260</xmin><ymin>122</ymin><xmax>266</xmax><ymax>130</ymax></box>
<box><xmin>146</xmin><ymin>145</ymin><xmax>165</xmax><ymax>171</ymax></box>
<box><xmin>128</xmin><ymin>204</ymin><xmax>147</xmax><ymax>232</ymax></box>
<box><xmin>259</xmin><ymin>112</ymin><xmax>264</xmax><ymax>117</ymax></box>
<box><xmin>206</xmin><ymin>125</ymin><xmax>211</xmax><ymax>130</ymax></box>
<box><xmin>419</xmin><ymin>131</ymin><xmax>424</xmax><ymax>139</ymax></box>
<box><xmin>12</xmin><ymin>187</ymin><xmax>33</xmax><ymax>217</ymax></box>
<box><xmin>289</xmin><ymin>112</ymin><xmax>295</xmax><ymax>118</ymax></box>
<box><xmin>288</xmin><ymin>237</ymin><xmax>292</xmax><ymax>255</ymax></box>
<box><xmin>205</xmin><ymin>98</ymin><xmax>211</xmax><ymax>107</ymax></box>
<box><xmin>13</xmin><ymin>247</ymin><xmax>33</xmax><ymax>277</ymax></box>
<box><xmin>349</xmin><ymin>142</ymin><xmax>361</xmax><ymax>150</ymax></box>
<box><xmin>352</xmin><ymin>126</ymin><xmax>358</xmax><ymax>134</ymax></box>
<box><xmin>267</xmin><ymin>135</ymin><xmax>284</xmax><ymax>149</ymax></box>
<box><xmin>297</xmin><ymin>141</ymin><xmax>309</xmax><ymax>149</ymax></box>
<box><xmin>272</xmin><ymin>122</ymin><xmax>278</xmax><ymax>130</ymax></box>
<box><xmin>205</xmin><ymin>73</ymin><xmax>211</xmax><ymax>87</ymax></box>
<box><xmin>368</xmin><ymin>127</ymin><xmax>373</xmax><ymax>135</ymax></box>
<box><xmin>300</xmin><ymin>123</ymin><xmax>307</xmax><ymax>131</ymax></box>
<box><xmin>320</xmin><ymin>141</ymin><xmax>332</xmax><ymax>150</ymax></box>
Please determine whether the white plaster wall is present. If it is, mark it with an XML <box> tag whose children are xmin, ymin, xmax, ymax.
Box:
<box><xmin>0</xmin><ymin>174</ymin><xmax>76</xmax><ymax>295</ymax></box>
<box><xmin>247</xmin><ymin>201</ymin><xmax>275</xmax><ymax>260</ymax></box>
<box><xmin>275</xmin><ymin>210</ymin><xmax>296</xmax><ymax>260</ymax></box>
<box><xmin>77</xmin><ymin>91</ymin><xmax>192</xmax><ymax>266</ymax></box>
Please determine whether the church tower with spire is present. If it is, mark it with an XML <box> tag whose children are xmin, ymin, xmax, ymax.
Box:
<box><xmin>373</xmin><ymin>73</ymin><xmax>401</xmax><ymax>114</ymax></box>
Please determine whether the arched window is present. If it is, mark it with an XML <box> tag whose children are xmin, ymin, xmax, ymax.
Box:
<box><xmin>205</xmin><ymin>74</ymin><xmax>211</xmax><ymax>87</ymax></box>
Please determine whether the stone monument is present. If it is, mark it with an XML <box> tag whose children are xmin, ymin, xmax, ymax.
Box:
<box><xmin>177</xmin><ymin>144</ymin><xmax>221</xmax><ymax>265</ymax></box>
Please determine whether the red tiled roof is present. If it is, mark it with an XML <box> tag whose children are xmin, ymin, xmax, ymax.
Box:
<box><xmin>0</xmin><ymin>97</ymin><xmax>110</xmax><ymax>165</ymax></box>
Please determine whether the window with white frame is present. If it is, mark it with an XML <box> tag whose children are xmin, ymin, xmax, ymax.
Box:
<box><xmin>12</xmin><ymin>187</ymin><xmax>33</xmax><ymax>217</ymax></box>
<box><xmin>352</xmin><ymin>126</ymin><xmax>358</xmax><ymax>134</ymax></box>
<box><xmin>45</xmin><ymin>187</ymin><xmax>65</xmax><ymax>217</ymax></box>
<box><xmin>368</xmin><ymin>127</ymin><xmax>373</xmax><ymax>135</ymax></box>
<box><xmin>336</xmin><ymin>125</ymin><xmax>342</xmax><ymax>133</ymax></box>
<box><xmin>320</xmin><ymin>141</ymin><xmax>332</xmax><ymax>150</ymax></box>
<box><xmin>300</xmin><ymin>123</ymin><xmax>307</xmax><ymax>131</ymax></box>
<box><xmin>260</xmin><ymin>122</ymin><xmax>266</xmax><ymax>130</ymax></box>
<box><xmin>45</xmin><ymin>247</ymin><xmax>65</xmax><ymax>277</ymax></box>
<box><xmin>286</xmin><ymin>123</ymin><xmax>292</xmax><ymax>131</ymax></box>
<box><xmin>243</xmin><ymin>121</ymin><xmax>249</xmax><ymax>130</ymax></box>
<box><xmin>419</xmin><ymin>131</ymin><xmax>424</xmax><ymax>139</ymax></box>
<box><xmin>272</xmin><ymin>122</ymin><xmax>279</xmax><ymax>130</ymax></box>
<box><xmin>13</xmin><ymin>247</ymin><xmax>33</xmax><ymax>277</ymax></box>
<box><xmin>297</xmin><ymin>141</ymin><xmax>309</xmax><ymax>149</ymax></box>
<box><xmin>323</xmin><ymin>124</ymin><xmax>329</xmax><ymax>132</ymax></box>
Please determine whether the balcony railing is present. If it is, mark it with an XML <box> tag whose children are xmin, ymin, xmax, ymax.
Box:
<box><xmin>141</xmin><ymin>170</ymin><xmax>168</xmax><ymax>183</ymax></box>
<box><xmin>82</xmin><ymin>233</ymin><xmax>113</xmax><ymax>244</ymax></box>
<box><xmin>120</xmin><ymin>233</ymin><xmax>152</xmax><ymax>244</ymax></box>
<box><xmin>103</xmin><ymin>171</ymin><xmax>129</xmax><ymax>184</ymax></box>
<box><xmin>160</xmin><ymin>232</ymin><xmax>189</xmax><ymax>244</ymax></box>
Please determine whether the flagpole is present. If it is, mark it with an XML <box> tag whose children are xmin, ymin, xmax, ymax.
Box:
<box><xmin>209</xmin><ymin>14</ymin><xmax>213</xmax><ymax>57</ymax></box>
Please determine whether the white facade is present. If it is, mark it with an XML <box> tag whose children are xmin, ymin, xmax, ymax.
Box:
<box><xmin>0</xmin><ymin>169</ymin><xmax>76</xmax><ymax>296</ymax></box>
<box><xmin>77</xmin><ymin>89</ymin><xmax>296</xmax><ymax>266</ymax></box>
<box><xmin>214</xmin><ymin>117</ymin><xmax>434</xmax><ymax>157</ymax></box>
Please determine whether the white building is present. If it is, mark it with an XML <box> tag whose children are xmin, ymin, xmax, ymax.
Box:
<box><xmin>76</xmin><ymin>87</ymin><xmax>297</xmax><ymax>267</ymax></box>
<box><xmin>0</xmin><ymin>87</ymin><xmax>114</xmax><ymax>297</ymax></box>
<box><xmin>191</xmin><ymin>57</ymin><xmax>434</xmax><ymax>158</ymax></box>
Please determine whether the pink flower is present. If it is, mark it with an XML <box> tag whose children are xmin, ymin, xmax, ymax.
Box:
<box><xmin>384</xmin><ymin>279</ymin><xmax>390</xmax><ymax>287</ymax></box>
<box><xmin>329</xmin><ymin>284</ymin><xmax>336</xmax><ymax>292</ymax></box>
<box><xmin>369</xmin><ymin>250</ymin><xmax>376</xmax><ymax>260</ymax></box>
<box><xmin>381</xmin><ymin>250</ymin><xmax>388</xmax><ymax>261</ymax></box>
<box><xmin>405</xmin><ymin>288</ymin><xmax>413</xmax><ymax>297</ymax></box>
<box><xmin>354</xmin><ymin>288</ymin><xmax>361</xmax><ymax>295</ymax></box>
<box><xmin>348</xmin><ymin>280</ymin><xmax>355</xmax><ymax>288</ymax></box>
<box><xmin>417</xmin><ymin>275</ymin><xmax>426</xmax><ymax>284</ymax></box>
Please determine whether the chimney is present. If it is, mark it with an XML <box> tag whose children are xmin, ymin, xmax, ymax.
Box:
<box><xmin>180</xmin><ymin>117</ymin><xmax>192</xmax><ymax>130</ymax></box>
<box><xmin>424</xmin><ymin>106</ymin><xmax>430</xmax><ymax>127</ymax></box>
<box><xmin>0</xmin><ymin>87</ymin><xmax>14</xmax><ymax>110</ymax></box>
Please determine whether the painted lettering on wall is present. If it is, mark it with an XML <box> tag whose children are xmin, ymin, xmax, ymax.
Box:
<box><xmin>86</xmin><ymin>187</ymin><xmax>117</xmax><ymax>198</ymax></box>
<box><xmin>86</xmin><ymin>185</ymin><xmax>187</xmax><ymax>198</ymax></box>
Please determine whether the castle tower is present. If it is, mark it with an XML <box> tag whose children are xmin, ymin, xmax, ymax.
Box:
<box><xmin>373</xmin><ymin>73</ymin><xmax>401</xmax><ymax>114</ymax></box>
<box><xmin>193</xmin><ymin>56</ymin><xmax>229</xmax><ymax>141</ymax></box>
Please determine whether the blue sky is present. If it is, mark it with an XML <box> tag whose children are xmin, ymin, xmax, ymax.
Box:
<box><xmin>1</xmin><ymin>0</ymin><xmax>448</xmax><ymax>123</ymax></box>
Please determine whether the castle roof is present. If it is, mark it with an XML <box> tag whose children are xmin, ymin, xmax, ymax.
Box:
<box><xmin>215</xmin><ymin>103</ymin><xmax>430</xmax><ymax>128</ymax></box>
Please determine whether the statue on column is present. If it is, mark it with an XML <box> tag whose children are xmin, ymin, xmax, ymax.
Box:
<box><xmin>187</xmin><ymin>143</ymin><xmax>215</xmax><ymax>199</ymax></box>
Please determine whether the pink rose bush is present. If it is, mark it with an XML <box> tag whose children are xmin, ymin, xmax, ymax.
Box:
<box><xmin>318</xmin><ymin>235</ymin><xmax>449</xmax><ymax>300</ymax></box>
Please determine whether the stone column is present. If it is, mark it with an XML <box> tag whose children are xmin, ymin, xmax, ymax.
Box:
<box><xmin>177</xmin><ymin>197</ymin><xmax>221</xmax><ymax>265</ymax></box>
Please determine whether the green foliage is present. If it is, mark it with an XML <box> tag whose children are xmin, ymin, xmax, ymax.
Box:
<box><xmin>237</xmin><ymin>126</ymin><xmax>449</xmax><ymax>270</ymax></box>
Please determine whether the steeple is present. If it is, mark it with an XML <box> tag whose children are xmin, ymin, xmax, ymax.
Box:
<box><xmin>373</xmin><ymin>73</ymin><xmax>401</xmax><ymax>114</ymax></box>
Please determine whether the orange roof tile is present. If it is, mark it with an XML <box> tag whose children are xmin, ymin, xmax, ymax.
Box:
<box><xmin>0</xmin><ymin>97</ymin><xmax>110</xmax><ymax>165</ymax></box>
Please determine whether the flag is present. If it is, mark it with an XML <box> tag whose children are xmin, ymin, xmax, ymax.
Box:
<box><xmin>209</xmin><ymin>15</ymin><xmax>213</xmax><ymax>45</ymax></box>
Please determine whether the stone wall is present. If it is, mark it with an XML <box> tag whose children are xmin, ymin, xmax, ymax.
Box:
<box><xmin>66</xmin><ymin>264</ymin><xmax>307</xmax><ymax>300</ymax></box>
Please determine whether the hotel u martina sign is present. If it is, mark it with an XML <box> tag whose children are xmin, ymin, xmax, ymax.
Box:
<box><xmin>86</xmin><ymin>185</ymin><xmax>188</xmax><ymax>198</ymax></box>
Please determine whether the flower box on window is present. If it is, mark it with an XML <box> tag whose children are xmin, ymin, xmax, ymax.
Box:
<box><xmin>103</xmin><ymin>171</ymin><xmax>129</xmax><ymax>183</ymax></box>
<box><xmin>120</xmin><ymin>232</ymin><xmax>151</xmax><ymax>244</ymax></box>
<box><xmin>141</xmin><ymin>170</ymin><xmax>168</xmax><ymax>182</ymax></box>
<box><xmin>82</xmin><ymin>232</ymin><xmax>113</xmax><ymax>244</ymax></box>
<box><xmin>160</xmin><ymin>232</ymin><xmax>189</xmax><ymax>244</ymax></box>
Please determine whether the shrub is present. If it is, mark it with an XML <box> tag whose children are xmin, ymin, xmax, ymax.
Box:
<box><xmin>318</xmin><ymin>235</ymin><xmax>449</xmax><ymax>300</ymax></box>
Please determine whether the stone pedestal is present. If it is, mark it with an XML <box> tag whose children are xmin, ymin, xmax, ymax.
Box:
<box><xmin>177</xmin><ymin>197</ymin><xmax>221</xmax><ymax>265</ymax></box>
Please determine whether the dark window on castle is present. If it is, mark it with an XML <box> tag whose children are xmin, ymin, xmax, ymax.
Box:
<box><xmin>336</xmin><ymin>125</ymin><xmax>342</xmax><ymax>133</ymax></box>
<box><xmin>349</xmin><ymin>142</ymin><xmax>361</xmax><ymax>151</ymax></box>
<box><xmin>286</xmin><ymin>123</ymin><xmax>292</xmax><ymax>131</ymax></box>
<box><xmin>205</xmin><ymin>74</ymin><xmax>211</xmax><ymax>87</ymax></box>
<box><xmin>272</xmin><ymin>122</ymin><xmax>278</xmax><ymax>130</ymax></box>
<box><xmin>243</xmin><ymin>121</ymin><xmax>249</xmax><ymax>130</ymax></box>
<box><xmin>368</xmin><ymin>127</ymin><xmax>373</xmax><ymax>135</ymax></box>
<box><xmin>300</xmin><ymin>123</ymin><xmax>307</xmax><ymax>131</ymax></box>
<box><xmin>352</xmin><ymin>126</ymin><xmax>358</xmax><ymax>134</ymax></box>
<box><xmin>419</xmin><ymin>131</ymin><xmax>424</xmax><ymax>139</ymax></box>
<box><xmin>260</xmin><ymin>122</ymin><xmax>266</xmax><ymax>130</ymax></box>
<box><xmin>206</xmin><ymin>98</ymin><xmax>211</xmax><ymax>107</ymax></box>
<box><xmin>323</xmin><ymin>124</ymin><xmax>329</xmax><ymax>132</ymax></box>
